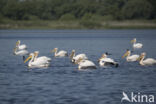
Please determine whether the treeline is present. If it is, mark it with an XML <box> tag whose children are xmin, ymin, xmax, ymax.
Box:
<box><xmin>0</xmin><ymin>0</ymin><xmax>156</xmax><ymax>21</ymax></box>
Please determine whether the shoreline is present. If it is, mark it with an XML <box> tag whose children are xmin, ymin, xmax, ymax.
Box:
<box><xmin>0</xmin><ymin>20</ymin><xmax>156</xmax><ymax>29</ymax></box>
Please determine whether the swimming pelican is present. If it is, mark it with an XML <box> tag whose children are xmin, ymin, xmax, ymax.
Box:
<box><xmin>24</xmin><ymin>53</ymin><xmax>50</xmax><ymax>68</ymax></box>
<box><xmin>34</xmin><ymin>51</ymin><xmax>51</xmax><ymax>62</ymax></box>
<box><xmin>98</xmin><ymin>53</ymin><xmax>118</xmax><ymax>67</ymax></box>
<box><xmin>131</xmin><ymin>38</ymin><xmax>143</xmax><ymax>49</ymax></box>
<box><xmin>51</xmin><ymin>48</ymin><xmax>68</xmax><ymax>57</ymax></box>
<box><xmin>70</xmin><ymin>50</ymin><xmax>88</xmax><ymax>63</ymax></box>
<box><xmin>122</xmin><ymin>49</ymin><xmax>139</xmax><ymax>62</ymax></box>
<box><xmin>16</xmin><ymin>40</ymin><xmax>27</xmax><ymax>50</ymax></box>
<box><xmin>76</xmin><ymin>58</ymin><xmax>96</xmax><ymax>70</ymax></box>
<box><xmin>137</xmin><ymin>52</ymin><xmax>156</xmax><ymax>66</ymax></box>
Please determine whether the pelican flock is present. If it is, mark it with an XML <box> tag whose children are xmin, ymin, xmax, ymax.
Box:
<box><xmin>13</xmin><ymin>38</ymin><xmax>155</xmax><ymax>69</ymax></box>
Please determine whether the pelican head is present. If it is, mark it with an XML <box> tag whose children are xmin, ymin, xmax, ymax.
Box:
<box><xmin>131</xmin><ymin>38</ymin><xmax>136</xmax><ymax>43</ymax></box>
<box><xmin>70</xmin><ymin>50</ymin><xmax>75</xmax><ymax>59</ymax></box>
<box><xmin>98</xmin><ymin>53</ymin><xmax>107</xmax><ymax>62</ymax></box>
<box><xmin>51</xmin><ymin>48</ymin><xmax>58</xmax><ymax>53</ymax></box>
<box><xmin>24</xmin><ymin>53</ymin><xmax>33</xmax><ymax>63</ymax></box>
<box><xmin>16</xmin><ymin>40</ymin><xmax>20</xmax><ymax>46</ymax></box>
<box><xmin>34</xmin><ymin>51</ymin><xmax>39</xmax><ymax>57</ymax></box>
<box><xmin>122</xmin><ymin>49</ymin><xmax>130</xmax><ymax>58</ymax></box>
<box><xmin>102</xmin><ymin>53</ymin><xmax>107</xmax><ymax>58</ymax></box>
<box><xmin>137</xmin><ymin>52</ymin><xmax>146</xmax><ymax>61</ymax></box>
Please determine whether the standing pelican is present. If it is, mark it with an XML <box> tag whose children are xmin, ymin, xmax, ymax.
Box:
<box><xmin>137</xmin><ymin>52</ymin><xmax>156</xmax><ymax>66</ymax></box>
<box><xmin>98</xmin><ymin>53</ymin><xmax>118</xmax><ymax>67</ymax></box>
<box><xmin>76</xmin><ymin>58</ymin><xmax>96</xmax><ymax>70</ymax></box>
<box><xmin>70</xmin><ymin>50</ymin><xmax>88</xmax><ymax>63</ymax></box>
<box><xmin>131</xmin><ymin>38</ymin><xmax>143</xmax><ymax>49</ymax></box>
<box><xmin>51</xmin><ymin>48</ymin><xmax>68</xmax><ymax>57</ymax></box>
<box><xmin>34</xmin><ymin>51</ymin><xmax>51</xmax><ymax>62</ymax></box>
<box><xmin>122</xmin><ymin>49</ymin><xmax>139</xmax><ymax>62</ymax></box>
<box><xmin>24</xmin><ymin>53</ymin><xmax>50</xmax><ymax>68</ymax></box>
<box><xmin>16</xmin><ymin>40</ymin><xmax>27</xmax><ymax>50</ymax></box>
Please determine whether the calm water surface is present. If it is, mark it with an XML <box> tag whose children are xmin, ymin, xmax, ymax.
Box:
<box><xmin>0</xmin><ymin>30</ymin><xmax>156</xmax><ymax>104</ymax></box>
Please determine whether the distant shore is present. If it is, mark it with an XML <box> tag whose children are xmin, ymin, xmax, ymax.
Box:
<box><xmin>0</xmin><ymin>19</ymin><xmax>156</xmax><ymax>29</ymax></box>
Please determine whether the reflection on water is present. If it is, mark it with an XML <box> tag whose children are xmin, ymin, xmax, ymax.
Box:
<box><xmin>0</xmin><ymin>30</ymin><xmax>156</xmax><ymax>104</ymax></box>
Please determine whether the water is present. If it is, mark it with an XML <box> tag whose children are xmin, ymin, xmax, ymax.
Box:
<box><xmin>0</xmin><ymin>30</ymin><xmax>156</xmax><ymax>104</ymax></box>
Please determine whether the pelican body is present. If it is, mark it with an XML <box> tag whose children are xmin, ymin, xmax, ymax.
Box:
<box><xmin>99</xmin><ymin>53</ymin><xmax>118</xmax><ymax>67</ymax></box>
<box><xmin>137</xmin><ymin>52</ymin><xmax>156</xmax><ymax>66</ymax></box>
<box><xmin>76</xmin><ymin>58</ymin><xmax>96</xmax><ymax>70</ymax></box>
<box><xmin>122</xmin><ymin>49</ymin><xmax>139</xmax><ymax>62</ymax></box>
<box><xmin>70</xmin><ymin>50</ymin><xmax>88</xmax><ymax>64</ymax></box>
<box><xmin>24</xmin><ymin>53</ymin><xmax>50</xmax><ymax>68</ymax></box>
<box><xmin>34</xmin><ymin>51</ymin><xmax>51</xmax><ymax>62</ymax></box>
<box><xmin>16</xmin><ymin>40</ymin><xmax>27</xmax><ymax>50</ymax></box>
<box><xmin>131</xmin><ymin>38</ymin><xmax>143</xmax><ymax>49</ymax></box>
<box><xmin>13</xmin><ymin>47</ymin><xmax>29</xmax><ymax>56</ymax></box>
<box><xmin>51</xmin><ymin>48</ymin><xmax>68</xmax><ymax>57</ymax></box>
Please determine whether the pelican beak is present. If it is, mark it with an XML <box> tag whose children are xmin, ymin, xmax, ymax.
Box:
<box><xmin>122</xmin><ymin>51</ymin><xmax>128</xmax><ymax>58</ymax></box>
<box><xmin>24</xmin><ymin>55</ymin><xmax>32</xmax><ymax>63</ymax></box>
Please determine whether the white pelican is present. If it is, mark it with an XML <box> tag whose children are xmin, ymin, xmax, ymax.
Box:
<box><xmin>76</xmin><ymin>58</ymin><xmax>96</xmax><ymax>70</ymax></box>
<box><xmin>122</xmin><ymin>49</ymin><xmax>139</xmax><ymax>62</ymax></box>
<box><xmin>51</xmin><ymin>48</ymin><xmax>68</xmax><ymax>57</ymax></box>
<box><xmin>98</xmin><ymin>53</ymin><xmax>118</xmax><ymax>67</ymax></box>
<box><xmin>70</xmin><ymin>50</ymin><xmax>88</xmax><ymax>64</ymax></box>
<box><xmin>13</xmin><ymin>47</ymin><xmax>29</xmax><ymax>56</ymax></box>
<box><xmin>131</xmin><ymin>38</ymin><xmax>143</xmax><ymax>49</ymax></box>
<box><xmin>137</xmin><ymin>52</ymin><xmax>156</xmax><ymax>66</ymax></box>
<box><xmin>34</xmin><ymin>51</ymin><xmax>51</xmax><ymax>62</ymax></box>
<box><xmin>16</xmin><ymin>40</ymin><xmax>27</xmax><ymax>50</ymax></box>
<box><xmin>24</xmin><ymin>53</ymin><xmax>50</xmax><ymax>68</ymax></box>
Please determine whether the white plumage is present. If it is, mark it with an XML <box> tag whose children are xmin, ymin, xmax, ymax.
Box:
<box><xmin>99</xmin><ymin>53</ymin><xmax>118</xmax><ymax>67</ymax></box>
<box><xmin>122</xmin><ymin>49</ymin><xmax>139</xmax><ymax>62</ymax></box>
<box><xmin>70</xmin><ymin>50</ymin><xmax>88</xmax><ymax>63</ymax></box>
<box><xmin>76</xmin><ymin>58</ymin><xmax>96</xmax><ymax>70</ymax></box>
<box><xmin>24</xmin><ymin>53</ymin><xmax>50</xmax><ymax>68</ymax></box>
<box><xmin>138</xmin><ymin>52</ymin><xmax>156</xmax><ymax>66</ymax></box>
<box><xmin>131</xmin><ymin>38</ymin><xmax>143</xmax><ymax>49</ymax></box>
<box><xmin>34</xmin><ymin>51</ymin><xmax>51</xmax><ymax>62</ymax></box>
<box><xmin>13</xmin><ymin>47</ymin><xmax>29</xmax><ymax>56</ymax></box>
<box><xmin>16</xmin><ymin>40</ymin><xmax>27</xmax><ymax>50</ymax></box>
<box><xmin>51</xmin><ymin>48</ymin><xmax>68</xmax><ymax>57</ymax></box>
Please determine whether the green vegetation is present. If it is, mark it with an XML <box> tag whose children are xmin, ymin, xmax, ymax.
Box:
<box><xmin>0</xmin><ymin>0</ymin><xmax>156</xmax><ymax>29</ymax></box>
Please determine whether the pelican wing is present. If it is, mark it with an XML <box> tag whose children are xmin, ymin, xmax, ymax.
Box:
<box><xmin>18</xmin><ymin>44</ymin><xmax>27</xmax><ymax>50</ymax></box>
<box><xmin>127</xmin><ymin>55</ymin><xmax>139</xmax><ymax>61</ymax></box>
<box><xmin>143</xmin><ymin>58</ymin><xmax>156</xmax><ymax>65</ymax></box>
<box><xmin>74</xmin><ymin>54</ymin><xmax>87</xmax><ymax>61</ymax></box>
<box><xmin>16</xmin><ymin>50</ymin><xmax>29</xmax><ymax>56</ymax></box>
